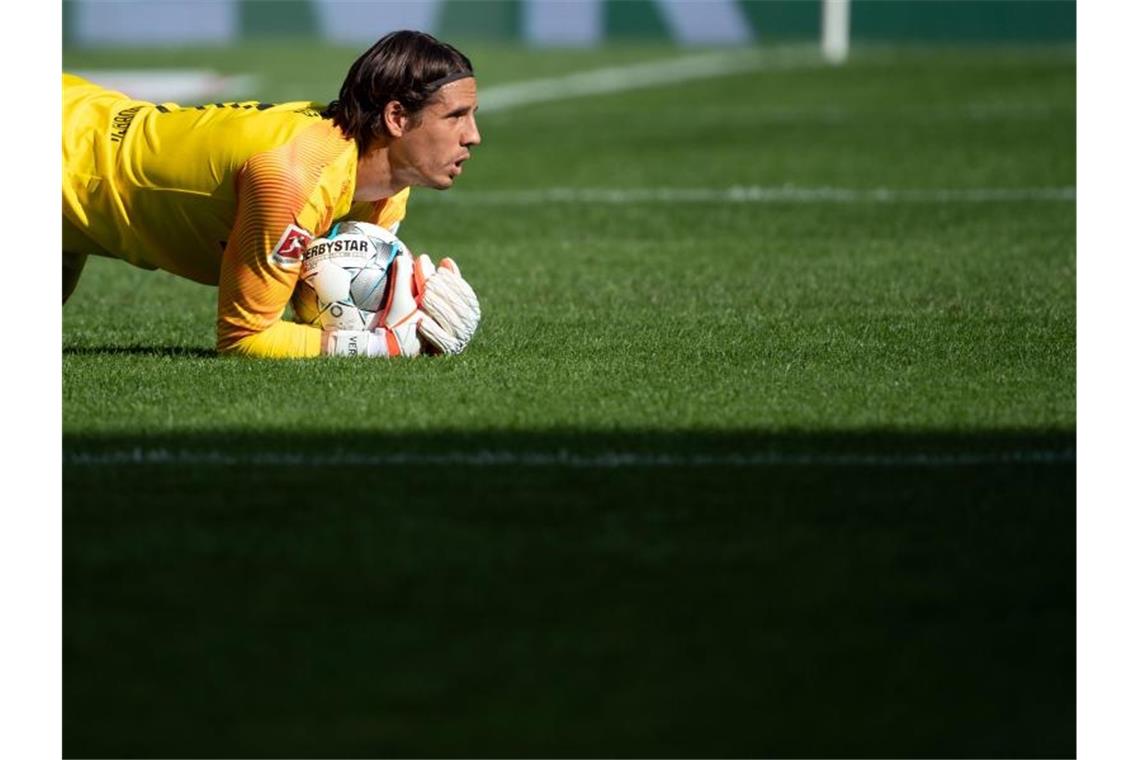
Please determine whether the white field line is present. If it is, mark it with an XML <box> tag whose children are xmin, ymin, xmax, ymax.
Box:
<box><xmin>72</xmin><ymin>69</ymin><xmax>258</xmax><ymax>103</ymax></box>
<box><xmin>477</xmin><ymin>50</ymin><xmax>819</xmax><ymax>113</ymax></box>
<box><xmin>620</xmin><ymin>103</ymin><xmax>1069</xmax><ymax>123</ymax></box>
<box><xmin>475</xmin><ymin>52</ymin><xmax>1070</xmax><ymax>119</ymax></box>
<box><xmin>420</xmin><ymin>186</ymin><xmax>1076</xmax><ymax>205</ymax></box>
<box><xmin>64</xmin><ymin>448</ymin><xmax>1074</xmax><ymax>469</ymax></box>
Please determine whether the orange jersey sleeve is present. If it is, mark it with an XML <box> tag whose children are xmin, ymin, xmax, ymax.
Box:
<box><xmin>216</xmin><ymin>150</ymin><xmax>321</xmax><ymax>357</ymax></box>
<box><xmin>216</xmin><ymin>122</ymin><xmax>360</xmax><ymax>358</ymax></box>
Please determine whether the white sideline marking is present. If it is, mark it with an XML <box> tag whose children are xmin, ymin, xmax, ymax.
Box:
<box><xmin>72</xmin><ymin>69</ymin><xmax>259</xmax><ymax>103</ymax></box>
<box><xmin>633</xmin><ymin>103</ymin><xmax>1068</xmax><ymax>122</ymax></box>
<box><xmin>421</xmin><ymin>186</ymin><xmax>1076</xmax><ymax>205</ymax></box>
<box><xmin>478</xmin><ymin>50</ymin><xmax>818</xmax><ymax>113</ymax></box>
<box><xmin>64</xmin><ymin>448</ymin><xmax>1074</xmax><ymax>468</ymax></box>
<box><xmin>475</xmin><ymin>52</ymin><xmax>1071</xmax><ymax>118</ymax></box>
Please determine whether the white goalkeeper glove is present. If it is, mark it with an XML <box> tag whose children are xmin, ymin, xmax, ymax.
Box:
<box><xmin>413</xmin><ymin>254</ymin><xmax>482</xmax><ymax>355</ymax></box>
<box><xmin>321</xmin><ymin>253</ymin><xmax>423</xmax><ymax>357</ymax></box>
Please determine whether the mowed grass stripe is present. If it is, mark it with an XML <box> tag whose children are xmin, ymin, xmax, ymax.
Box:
<box><xmin>62</xmin><ymin>199</ymin><xmax>1076</xmax><ymax>434</ymax></box>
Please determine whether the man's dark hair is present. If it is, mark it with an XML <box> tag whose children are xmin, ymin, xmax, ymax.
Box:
<box><xmin>325</xmin><ymin>30</ymin><xmax>474</xmax><ymax>153</ymax></box>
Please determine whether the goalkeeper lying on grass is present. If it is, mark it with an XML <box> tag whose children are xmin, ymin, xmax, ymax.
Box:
<box><xmin>62</xmin><ymin>30</ymin><xmax>481</xmax><ymax>358</ymax></box>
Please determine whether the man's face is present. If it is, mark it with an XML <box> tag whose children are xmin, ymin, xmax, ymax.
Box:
<box><xmin>393</xmin><ymin>78</ymin><xmax>481</xmax><ymax>190</ymax></box>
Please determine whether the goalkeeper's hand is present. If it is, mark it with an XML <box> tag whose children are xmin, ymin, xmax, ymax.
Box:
<box><xmin>412</xmin><ymin>254</ymin><xmax>482</xmax><ymax>355</ymax></box>
<box><xmin>321</xmin><ymin>253</ymin><xmax>423</xmax><ymax>357</ymax></box>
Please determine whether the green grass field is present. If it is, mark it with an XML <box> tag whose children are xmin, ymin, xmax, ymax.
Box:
<box><xmin>63</xmin><ymin>42</ymin><xmax>1075</xmax><ymax>757</ymax></box>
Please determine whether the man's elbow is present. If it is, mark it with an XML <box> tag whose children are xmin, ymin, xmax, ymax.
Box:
<box><xmin>215</xmin><ymin>320</ymin><xmax>259</xmax><ymax>356</ymax></box>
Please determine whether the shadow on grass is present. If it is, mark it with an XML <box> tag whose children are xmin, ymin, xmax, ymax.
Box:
<box><xmin>64</xmin><ymin>428</ymin><xmax>1075</xmax><ymax>758</ymax></box>
<box><xmin>63</xmin><ymin>345</ymin><xmax>216</xmax><ymax>359</ymax></box>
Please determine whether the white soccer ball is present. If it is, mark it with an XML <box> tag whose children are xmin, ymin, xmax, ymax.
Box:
<box><xmin>291</xmin><ymin>221</ymin><xmax>407</xmax><ymax>330</ymax></box>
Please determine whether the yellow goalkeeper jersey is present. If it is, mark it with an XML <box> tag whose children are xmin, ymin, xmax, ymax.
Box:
<box><xmin>62</xmin><ymin>73</ymin><xmax>409</xmax><ymax>357</ymax></box>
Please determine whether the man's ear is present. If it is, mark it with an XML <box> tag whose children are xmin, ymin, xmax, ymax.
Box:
<box><xmin>383</xmin><ymin>100</ymin><xmax>409</xmax><ymax>137</ymax></box>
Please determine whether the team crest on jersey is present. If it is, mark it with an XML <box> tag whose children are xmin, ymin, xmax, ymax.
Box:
<box><xmin>270</xmin><ymin>224</ymin><xmax>313</xmax><ymax>268</ymax></box>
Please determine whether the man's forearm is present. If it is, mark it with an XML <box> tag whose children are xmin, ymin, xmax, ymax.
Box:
<box><xmin>217</xmin><ymin>320</ymin><xmax>323</xmax><ymax>358</ymax></box>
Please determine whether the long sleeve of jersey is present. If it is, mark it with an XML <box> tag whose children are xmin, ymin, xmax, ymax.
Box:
<box><xmin>215</xmin><ymin>136</ymin><xmax>409</xmax><ymax>358</ymax></box>
<box><xmin>216</xmin><ymin>149</ymin><xmax>324</xmax><ymax>357</ymax></box>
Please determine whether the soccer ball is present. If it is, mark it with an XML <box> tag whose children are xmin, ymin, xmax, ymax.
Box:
<box><xmin>291</xmin><ymin>221</ymin><xmax>407</xmax><ymax>330</ymax></box>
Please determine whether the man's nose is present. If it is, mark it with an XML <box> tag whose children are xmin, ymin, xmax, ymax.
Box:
<box><xmin>464</xmin><ymin>116</ymin><xmax>481</xmax><ymax>147</ymax></box>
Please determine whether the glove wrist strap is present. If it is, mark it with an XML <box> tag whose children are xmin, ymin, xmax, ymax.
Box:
<box><xmin>321</xmin><ymin>330</ymin><xmax>390</xmax><ymax>357</ymax></box>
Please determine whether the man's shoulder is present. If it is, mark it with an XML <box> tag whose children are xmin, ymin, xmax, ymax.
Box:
<box><xmin>243</xmin><ymin>118</ymin><xmax>353</xmax><ymax>182</ymax></box>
